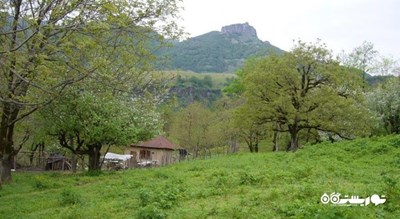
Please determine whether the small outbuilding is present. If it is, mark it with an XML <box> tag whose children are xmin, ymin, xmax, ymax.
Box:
<box><xmin>125</xmin><ymin>136</ymin><xmax>176</xmax><ymax>166</ymax></box>
<box><xmin>46</xmin><ymin>154</ymin><xmax>71</xmax><ymax>171</ymax></box>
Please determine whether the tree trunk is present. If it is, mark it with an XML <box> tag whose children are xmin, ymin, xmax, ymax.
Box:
<box><xmin>69</xmin><ymin>136</ymin><xmax>77</xmax><ymax>173</ymax></box>
<box><xmin>287</xmin><ymin>126</ymin><xmax>299</xmax><ymax>151</ymax></box>
<box><xmin>0</xmin><ymin>154</ymin><xmax>12</xmax><ymax>183</ymax></box>
<box><xmin>254</xmin><ymin>142</ymin><xmax>259</xmax><ymax>153</ymax></box>
<box><xmin>87</xmin><ymin>143</ymin><xmax>102</xmax><ymax>171</ymax></box>
<box><xmin>1</xmin><ymin>1</ymin><xmax>23</xmax><ymax>184</ymax></box>
<box><xmin>29</xmin><ymin>143</ymin><xmax>39</xmax><ymax>166</ymax></box>
<box><xmin>272</xmin><ymin>130</ymin><xmax>279</xmax><ymax>152</ymax></box>
<box><xmin>39</xmin><ymin>143</ymin><xmax>45</xmax><ymax>167</ymax></box>
<box><xmin>230</xmin><ymin>139</ymin><xmax>238</xmax><ymax>153</ymax></box>
<box><xmin>245</xmin><ymin>138</ymin><xmax>254</xmax><ymax>153</ymax></box>
<box><xmin>0</xmin><ymin>103</ymin><xmax>18</xmax><ymax>183</ymax></box>
<box><xmin>71</xmin><ymin>153</ymin><xmax>77</xmax><ymax>173</ymax></box>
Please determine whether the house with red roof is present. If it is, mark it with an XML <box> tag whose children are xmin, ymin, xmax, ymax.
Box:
<box><xmin>125</xmin><ymin>136</ymin><xmax>176</xmax><ymax>166</ymax></box>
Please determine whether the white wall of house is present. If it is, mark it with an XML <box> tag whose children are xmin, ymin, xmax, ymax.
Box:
<box><xmin>124</xmin><ymin>147</ymin><xmax>174</xmax><ymax>166</ymax></box>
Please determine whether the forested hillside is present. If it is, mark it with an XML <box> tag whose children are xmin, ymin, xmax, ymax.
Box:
<box><xmin>158</xmin><ymin>23</ymin><xmax>284</xmax><ymax>73</ymax></box>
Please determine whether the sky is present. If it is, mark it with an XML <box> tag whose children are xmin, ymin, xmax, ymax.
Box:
<box><xmin>179</xmin><ymin>0</ymin><xmax>400</xmax><ymax>58</ymax></box>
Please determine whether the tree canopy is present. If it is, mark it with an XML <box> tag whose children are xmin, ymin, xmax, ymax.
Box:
<box><xmin>0</xmin><ymin>0</ymin><xmax>182</xmax><ymax>183</ymax></box>
<box><xmin>366</xmin><ymin>77</ymin><xmax>400</xmax><ymax>134</ymax></box>
<box><xmin>240</xmin><ymin>40</ymin><xmax>373</xmax><ymax>151</ymax></box>
<box><xmin>40</xmin><ymin>83</ymin><xmax>163</xmax><ymax>170</ymax></box>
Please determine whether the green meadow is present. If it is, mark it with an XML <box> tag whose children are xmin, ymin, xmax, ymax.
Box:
<box><xmin>1</xmin><ymin>135</ymin><xmax>399</xmax><ymax>219</ymax></box>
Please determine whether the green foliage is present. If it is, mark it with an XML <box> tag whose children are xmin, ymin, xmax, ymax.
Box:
<box><xmin>223</xmin><ymin>58</ymin><xmax>259</xmax><ymax>95</ymax></box>
<box><xmin>0</xmin><ymin>0</ymin><xmax>183</xmax><ymax>183</ymax></box>
<box><xmin>366</xmin><ymin>77</ymin><xmax>400</xmax><ymax>134</ymax></box>
<box><xmin>170</xmin><ymin>74</ymin><xmax>222</xmax><ymax>106</ymax></box>
<box><xmin>37</xmin><ymin>82</ymin><xmax>164</xmax><ymax>171</ymax></box>
<box><xmin>0</xmin><ymin>136</ymin><xmax>400</xmax><ymax>218</ymax></box>
<box><xmin>168</xmin><ymin>99</ymin><xmax>240</xmax><ymax>157</ymax></box>
<box><xmin>43</xmin><ymin>91</ymin><xmax>157</xmax><ymax>141</ymax></box>
<box><xmin>238</xmin><ymin>40</ymin><xmax>375</xmax><ymax>150</ymax></box>
<box><xmin>169</xmin><ymin>102</ymin><xmax>213</xmax><ymax>157</ymax></box>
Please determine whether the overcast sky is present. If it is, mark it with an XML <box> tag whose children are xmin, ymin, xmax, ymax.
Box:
<box><xmin>180</xmin><ymin>0</ymin><xmax>400</xmax><ymax>58</ymax></box>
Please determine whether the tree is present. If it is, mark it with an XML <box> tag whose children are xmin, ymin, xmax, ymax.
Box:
<box><xmin>169</xmin><ymin>102</ymin><xmax>213</xmax><ymax>158</ymax></box>
<box><xmin>366</xmin><ymin>77</ymin><xmax>400</xmax><ymax>134</ymax></box>
<box><xmin>233</xmin><ymin>104</ymin><xmax>266</xmax><ymax>153</ymax></box>
<box><xmin>225</xmin><ymin>59</ymin><xmax>278</xmax><ymax>152</ymax></box>
<box><xmin>242</xmin><ymin>40</ymin><xmax>373</xmax><ymax>151</ymax></box>
<box><xmin>41</xmin><ymin>87</ymin><xmax>162</xmax><ymax>171</ymax></box>
<box><xmin>339</xmin><ymin>41</ymin><xmax>378</xmax><ymax>88</ymax></box>
<box><xmin>223</xmin><ymin>58</ymin><xmax>259</xmax><ymax>96</ymax></box>
<box><xmin>208</xmin><ymin>97</ymin><xmax>240</xmax><ymax>154</ymax></box>
<box><xmin>374</xmin><ymin>56</ymin><xmax>399</xmax><ymax>76</ymax></box>
<box><xmin>0</xmin><ymin>0</ymin><xmax>182</xmax><ymax>183</ymax></box>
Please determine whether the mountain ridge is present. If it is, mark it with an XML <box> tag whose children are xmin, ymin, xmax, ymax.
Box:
<box><xmin>158</xmin><ymin>23</ymin><xmax>284</xmax><ymax>73</ymax></box>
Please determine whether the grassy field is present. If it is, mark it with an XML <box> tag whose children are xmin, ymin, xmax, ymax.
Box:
<box><xmin>1</xmin><ymin>135</ymin><xmax>399</xmax><ymax>218</ymax></box>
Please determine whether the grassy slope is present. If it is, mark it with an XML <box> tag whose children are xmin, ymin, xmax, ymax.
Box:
<box><xmin>1</xmin><ymin>135</ymin><xmax>399</xmax><ymax>219</ymax></box>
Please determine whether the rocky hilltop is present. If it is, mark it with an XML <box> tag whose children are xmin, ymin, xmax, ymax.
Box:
<box><xmin>158</xmin><ymin>23</ymin><xmax>284</xmax><ymax>73</ymax></box>
<box><xmin>221</xmin><ymin>22</ymin><xmax>258</xmax><ymax>38</ymax></box>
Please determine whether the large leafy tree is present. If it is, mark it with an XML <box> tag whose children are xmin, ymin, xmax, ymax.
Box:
<box><xmin>366</xmin><ymin>77</ymin><xmax>400</xmax><ymax>134</ymax></box>
<box><xmin>242</xmin><ymin>41</ymin><xmax>373</xmax><ymax>151</ymax></box>
<box><xmin>41</xmin><ymin>85</ymin><xmax>163</xmax><ymax>171</ymax></box>
<box><xmin>0</xmin><ymin>0</ymin><xmax>182</xmax><ymax>183</ymax></box>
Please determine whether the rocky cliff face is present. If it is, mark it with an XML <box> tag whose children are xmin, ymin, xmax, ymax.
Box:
<box><xmin>221</xmin><ymin>22</ymin><xmax>258</xmax><ymax>38</ymax></box>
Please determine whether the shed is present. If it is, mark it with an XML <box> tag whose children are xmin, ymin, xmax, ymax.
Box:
<box><xmin>125</xmin><ymin>136</ymin><xmax>176</xmax><ymax>166</ymax></box>
<box><xmin>45</xmin><ymin>154</ymin><xmax>71</xmax><ymax>171</ymax></box>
